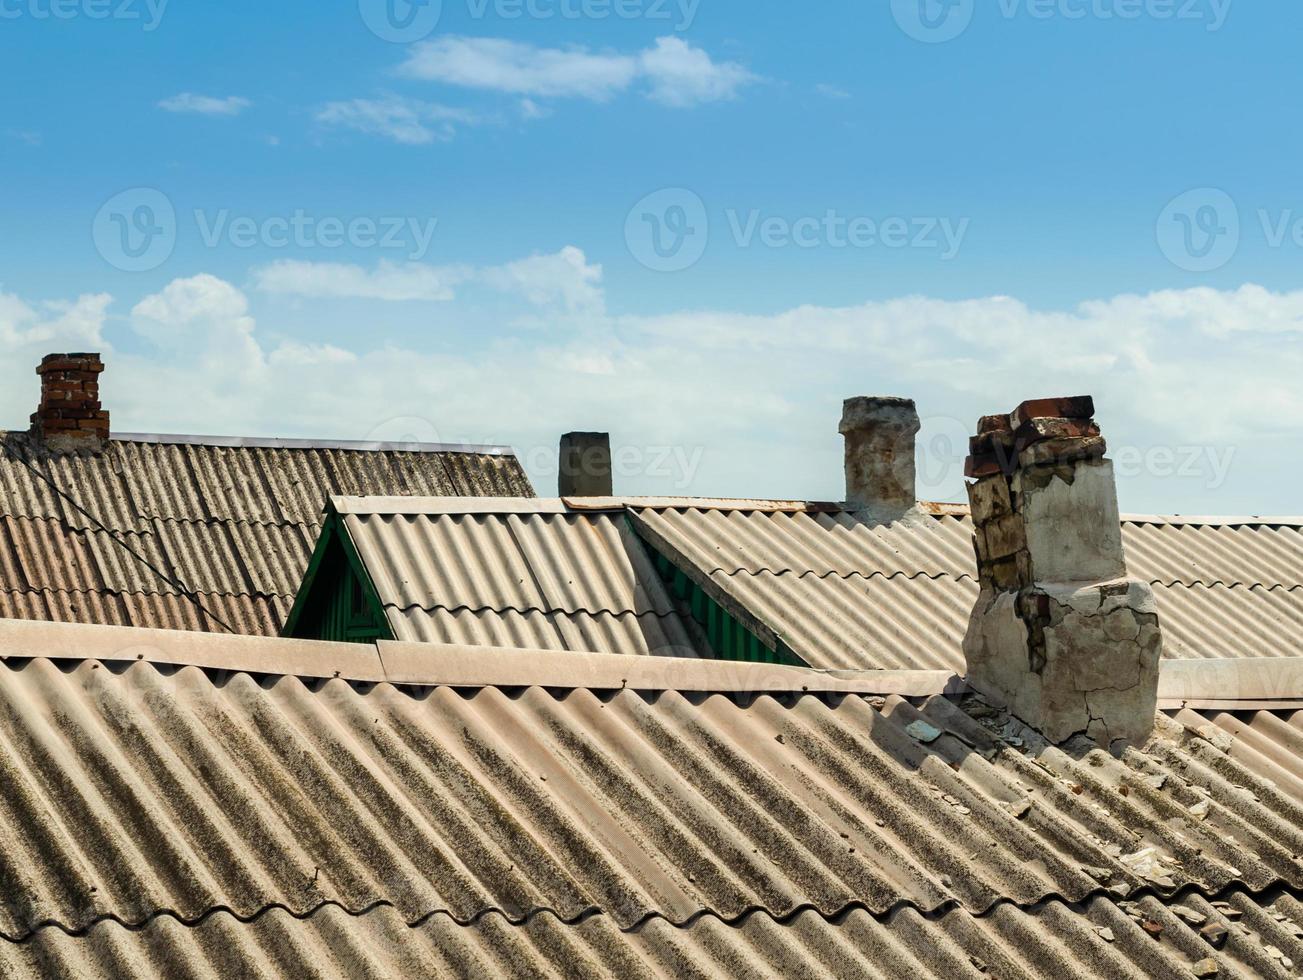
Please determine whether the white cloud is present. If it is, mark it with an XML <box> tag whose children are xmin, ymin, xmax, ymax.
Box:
<box><xmin>518</xmin><ymin>98</ymin><xmax>551</xmax><ymax>120</ymax></box>
<box><xmin>399</xmin><ymin>36</ymin><xmax>637</xmax><ymax>101</ymax></box>
<box><xmin>638</xmin><ymin>37</ymin><xmax>757</xmax><ymax>108</ymax></box>
<box><xmin>480</xmin><ymin>247</ymin><xmax>606</xmax><ymax>315</ymax></box>
<box><xmin>815</xmin><ymin>83</ymin><xmax>851</xmax><ymax>100</ymax></box>
<box><xmin>253</xmin><ymin>260</ymin><xmax>471</xmax><ymax>303</ymax></box>
<box><xmin>268</xmin><ymin>342</ymin><xmax>358</xmax><ymax>367</ymax></box>
<box><xmin>2</xmin><ymin>271</ymin><xmax>1299</xmax><ymax>514</ymax></box>
<box><xmin>251</xmin><ymin>248</ymin><xmax>605</xmax><ymax>315</ymax></box>
<box><xmin>130</xmin><ymin>274</ymin><xmax>264</xmax><ymax>379</ymax></box>
<box><xmin>315</xmin><ymin>97</ymin><xmax>480</xmax><ymax>145</ymax></box>
<box><xmin>398</xmin><ymin>36</ymin><xmax>756</xmax><ymax>107</ymax></box>
<box><xmin>158</xmin><ymin>93</ymin><xmax>251</xmax><ymax>116</ymax></box>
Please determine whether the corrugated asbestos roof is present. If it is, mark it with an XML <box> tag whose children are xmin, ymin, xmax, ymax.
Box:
<box><xmin>631</xmin><ymin>506</ymin><xmax>1303</xmax><ymax>671</ymax></box>
<box><xmin>338</xmin><ymin>500</ymin><xmax>710</xmax><ymax>657</ymax></box>
<box><xmin>0</xmin><ymin>644</ymin><xmax>1299</xmax><ymax>976</ymax></box>
<box><xmin>6</xmin><ymin>891</ymin><xmax>1302</xmax><ymax>979</ymax></box>
<box><xmin>0</xmin><ymin>432</ymin><xmax>533</xmax><ymax>637</ymax></box>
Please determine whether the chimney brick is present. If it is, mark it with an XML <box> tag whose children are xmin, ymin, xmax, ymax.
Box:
<box><xmin>961</xmin><ymin>396</ymin><xmax>1162</xmax><ymax>749</ymax></box>
<box><xmin>31</xmin><ymin>353</ymin><xmax>109</xmax><ymax>454</ymax></box>
<box><xmin>840</xmin><ymin>396</ymin><xmax>920</xmax><ymax>518</ymax></box>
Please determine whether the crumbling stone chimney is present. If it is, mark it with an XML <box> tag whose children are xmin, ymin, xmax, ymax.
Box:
<box><xmin>30</xmin><ymin>353</ymin><xmax>109</xmax><ymax>454</ymax></box>
<box><xmin>962</xmin><ymin>396</ymin><xmax>1162</xmax><ymax>748</ymax></box>
<box><xmin>558</xmin><ymin>431</ymin><xmax>613</xmax><ymax>497</ymax></box>
<box><xmin>840</xmin><ymin>396</ymin><xmax>920</xmax><ymax>517</ymax></box>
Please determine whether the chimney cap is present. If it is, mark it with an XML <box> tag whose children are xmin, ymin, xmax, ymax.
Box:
<box><xmin>839</xmin><ymin>396</ymin><xmax>919</xmax><ymax>434</ymax></box>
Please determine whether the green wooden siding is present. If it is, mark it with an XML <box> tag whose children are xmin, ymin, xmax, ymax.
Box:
<box><xmin>646</xmin><ymin>548</ymin><xmax>802</xmax><ymax>666</ymax></box>
<box><xmin>282</xmin><ymin>518</ymin><xmax>391</xmax><ymax>644</ymax></box>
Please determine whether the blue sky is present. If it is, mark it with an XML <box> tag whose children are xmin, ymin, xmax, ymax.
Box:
<box><xmin>1</xmin><ymin>0</ymin><xmax>1300</xmax><ymax>512</ymax></box>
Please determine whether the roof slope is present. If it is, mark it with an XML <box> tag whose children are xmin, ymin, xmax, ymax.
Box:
<box><xmin>631</xmin><ymin>505</ymin><xmax>1303</xmax><ymax>671</ymax></box>
<box><xmin>326</xmin><ymin>497</ymin><xmax>710</xmax><ymax>657</ymax></box>
<box><xmin>0</xmin><ymin>623</ymin><xmax>1299</xmax><ymax>976</ymax></box>
<box><xmin>0</xmin><ymin>433</ymin><xmax>533</xmax><ymax>637</ymax></box>
<box><xmin>0</xmin><ymin>657</ymin><xmax>1298</xmax><ymax>936</ymax></box>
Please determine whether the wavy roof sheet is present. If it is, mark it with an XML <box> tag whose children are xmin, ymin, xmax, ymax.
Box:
<box><xmin>8</xmin><ymin>892</ymin><xmax>1301</xmax><ymax>979</ymax></box>
<box><xmin>338</xmin><ymin>503</ymin><xmax>709</xmax><ymax>657</ymax></box>
<box><xmin>0</xmin><ymin>432</ymin><xmax>533</xmax><ymax>637</ymax></box>
<box><xmin>0</xmin><ymin>657</ymin><xmax>1298</xmax><ymax>938</ymax></box>
<box><xmin>0</xmin><ymin>623</ymin><xmax>1298</xmax><ymax>975</ymax></box>
<box><xmin>632</xmin><ymin>506</ymin><xmax>1303</xmax><ymax>670</ymax></box>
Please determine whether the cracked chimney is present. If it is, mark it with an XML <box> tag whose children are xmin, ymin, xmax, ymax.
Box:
<box><xmin>839</xmin><ymin>396</ymin><xmax>920</xmax><ymax>517</ymax></box>
<box><xmin>30</xmin><ymin>353</ymin><xmax>109</xmax><ymax>454</ymax></box>
<box><xmin>961</xmin><ymin>396</ymin><xmax>1162</xmax><ymax>748</ymax></box>
<box><xmin>558</xmin><ymin>432</ymin><xmax>612</xmax><ymax>497</ymax></box>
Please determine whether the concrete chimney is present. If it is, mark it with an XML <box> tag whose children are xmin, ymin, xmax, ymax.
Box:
<box><xmin>30</xmin><ymin>353</ymin><xmax>109</xmax><ymax>454</ymax></box>
<box><xmin>962</xmin><ymin>396</ymin><xmax>1162</xmax><ymax>749</ymax></box>
<box><xmin>558</xmin><ymin>432</ymin><xmax>613</xmax><ymax>497</ymax></box>
<box><xmin>839</xmin><ymin>396</ymin><xmax>920</xmax><ymax>516</ymax></box>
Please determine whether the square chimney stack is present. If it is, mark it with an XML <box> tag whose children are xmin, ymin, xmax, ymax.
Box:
<box><xmin>840</xmin><ymin>396</ymin><xmax>920</xmax><ymax>520</ymax></box>
<box><xmin>31</xmin><ymin>353</ymin><xmax>109</xmax><ymax>454</ymax></box>
<box><xmin>962</xmin><ymin>396</ymin><xmax>1163</xmax><ymax>749</ymax></box>
<box><xmin>558</xmin><ymin>431</ymin><xmax>613</xmax><ymax>497</ymax></box>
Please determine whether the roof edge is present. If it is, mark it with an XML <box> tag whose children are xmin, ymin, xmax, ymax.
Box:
<box><xmin>1158</xmin><ymin>657</ymin><xmax>1303</xmax><ymax>702</ymax></box>
<box><xmin>0</xmin><ymin>617</ymin><xmax>968</xmax><ymax>695</ymax></box>
<box><xmin>328</xmin><ymin>493</ymin><xmax>1303</xmax><ymax>528</ymax></box>
<box><xmin>111</xmin><ymin>432</ymin><xmax>516</xmax><ymax>456</ymax></box>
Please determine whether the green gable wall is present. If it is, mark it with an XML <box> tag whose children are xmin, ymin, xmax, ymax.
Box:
<box><xmin>642</xmin><ymin>536</ymin><xmax>803</xmax><ymax>667</ymax></box>
<box><xmin>282</xmin><ymin>516</ymin><xmax>391</xmax><ymax>644</ymax></box>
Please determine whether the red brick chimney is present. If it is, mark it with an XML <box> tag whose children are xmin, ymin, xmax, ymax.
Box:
<box><xmin>962</xmin><ymin>395</ymin><xmax>1162</xmax><ymax>749</ymax></box>
<box><xmin>31</xmin><ymin>353</ymin><xmax>109</xmax><ymax>454</ymax></box>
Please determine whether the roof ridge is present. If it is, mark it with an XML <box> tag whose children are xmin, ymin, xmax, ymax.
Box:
<box><xmin>109</xmin><ymin>432</ymin><xmax>516</xmax><ymax>455</ymax></box>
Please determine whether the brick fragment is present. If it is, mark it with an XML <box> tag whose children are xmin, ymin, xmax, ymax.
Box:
<box><xmin>1013</xmin><ymin>417</ymin><xmax>1100</xmax><ymax>453</ymax></box>
<box><xmin>1010</xmin><ymin>395</ymin><xmax>1095</xmax><ymax>429</ymax></box>
<box><xmin>977</xmin><ymin>414</ymin><xmax>1012</xmax><ymax>435</ymax></box>
<box><xmin>965</xmin><ymin>455</ymin><xmax>1005</xmax><ymax>480</ymax></box>
<box><xmin>1018</xmin><ymin>436</ymin><xmax>1107</xmax><ymax>469</ymax></box>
